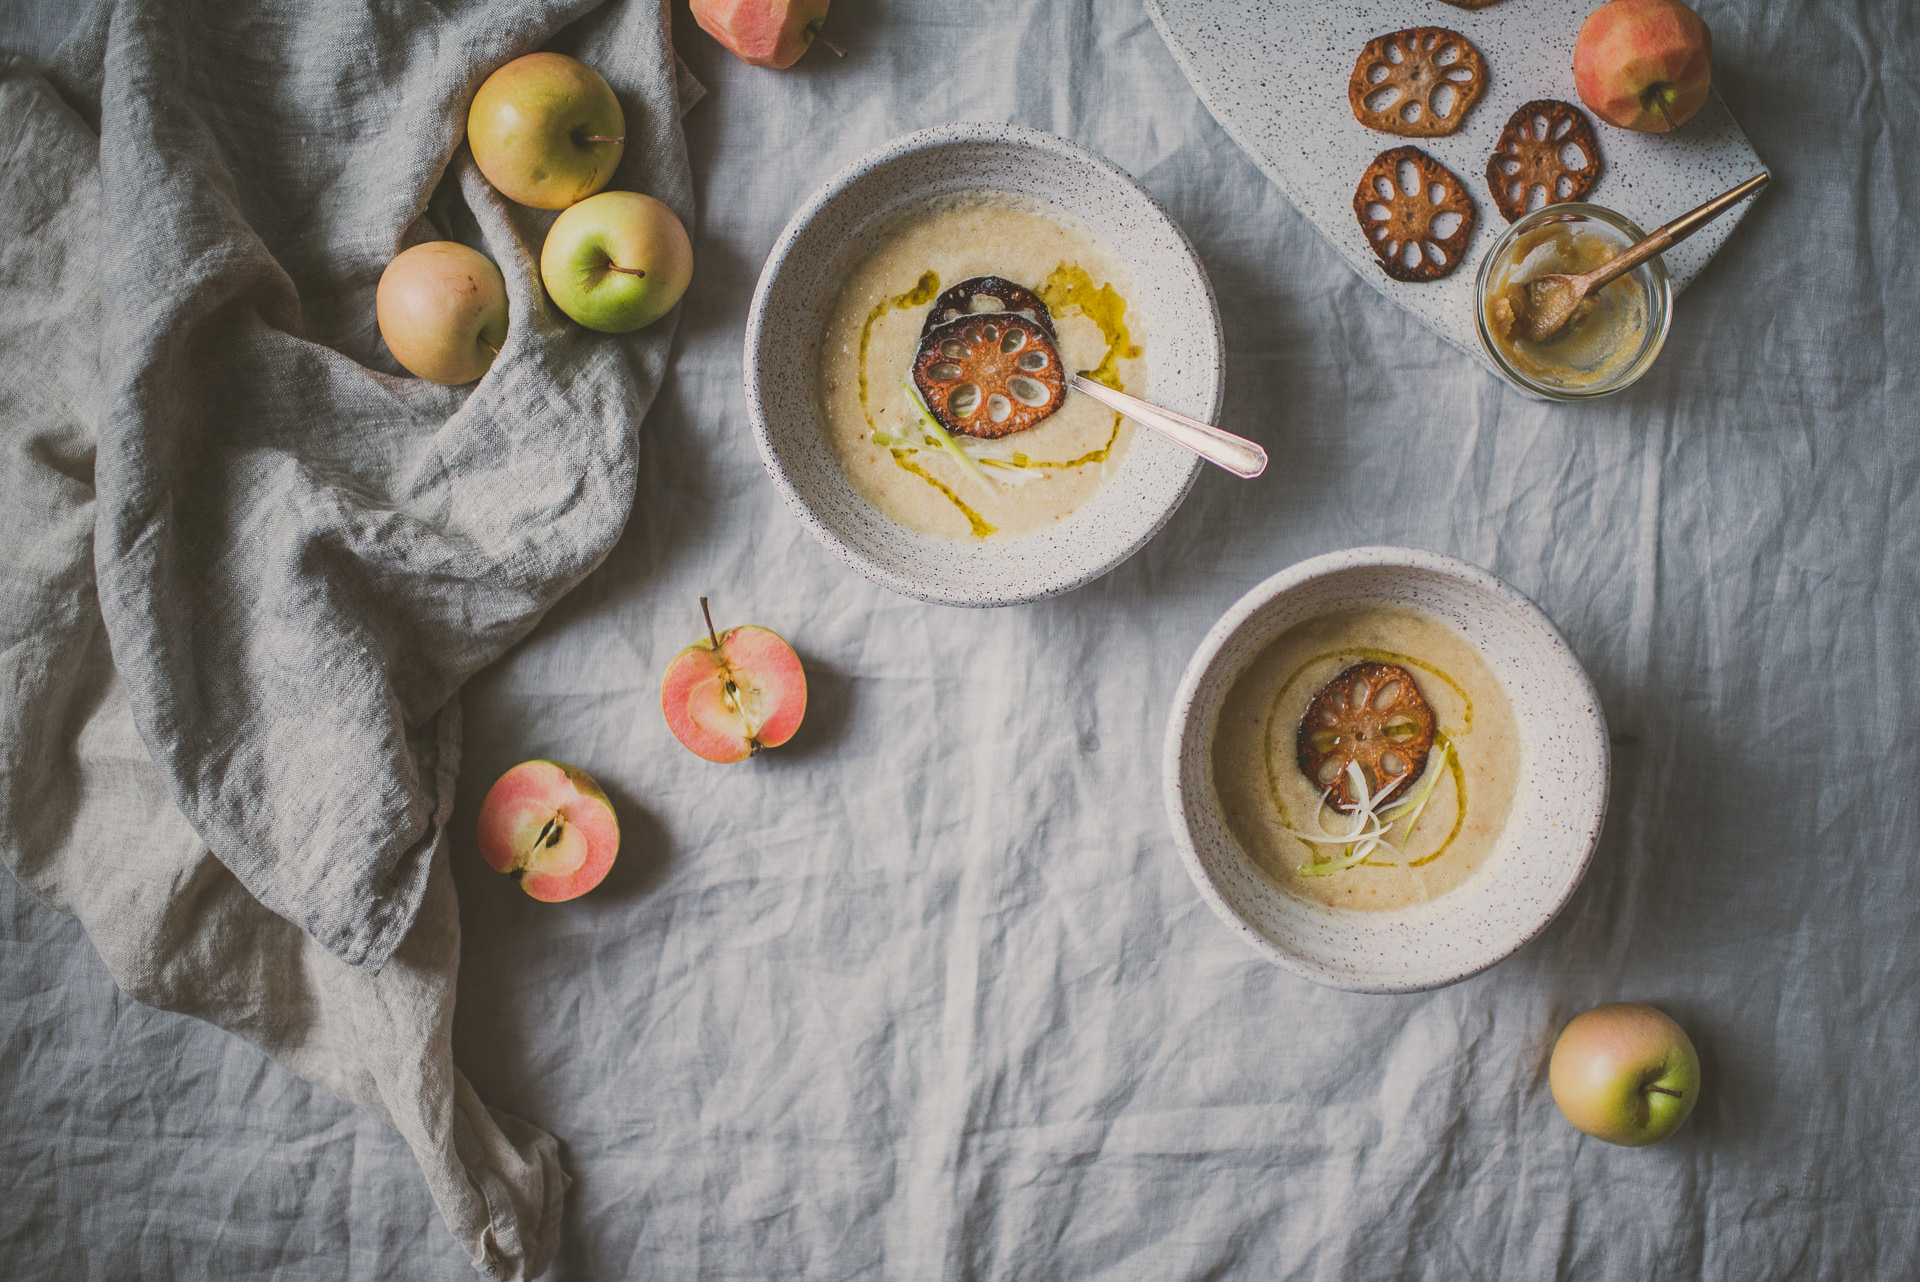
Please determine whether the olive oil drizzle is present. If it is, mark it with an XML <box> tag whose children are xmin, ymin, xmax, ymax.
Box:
<box><xmin>1039</xmin><ymin>263</ymin><xmax>1142</xmax><ymax>391</ymax></box>
<box><xmin>856</xmin><ymin>271</ymin><xmax>999</xmax><ymax>534</ymax></box>
<box><xmin>985</xmin><ymin>417</ymin><xmax>1124</xmax><ymax>471</ymax></box>
<box><xmin>889</xmin><ymin>448</ymin><xmax>994</xmax><ymax>538</ymax></box>
<box><xmin>1406</xmin><ymin>732</ymin><xmax>1467</xmax><ymax>868</ymax></box>
<box><xmin>858</xmin><ymin>270</ymin><xmax>941</xmax><ymax>434</ymax></box>
<box><xmin>1039</xmin><ymin>262</ymin><xmax>1141</xmax><ymax>454</ymax></box>
<box><xmin>1262</xmin><ymin>648</ymin><xmax>1472</xmax><ymax>872</ymax></box>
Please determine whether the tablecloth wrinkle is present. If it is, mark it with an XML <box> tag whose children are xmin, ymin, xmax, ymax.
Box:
<box><xmin>6</xmin><ymin>0</ymin><xmax>1920</xmax><ymax>1278</ymax></box>
<box><xmin>1</xmin><ymin>0</ymin><xmax>693</xmax><ymax>1275</ymax></box>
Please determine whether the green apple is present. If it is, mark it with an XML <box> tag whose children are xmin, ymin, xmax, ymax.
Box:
<box><xmin>467</xmin><ymin>52</ymin><xmax>625</xmax><ymax>210</ymax></box>
<box><xmin>1549</xmin><ymin>1002</ymin><xmax>1701</xmax><ymax>1146</ymax></box>
<box><xmin>375</xmin><ymin>241</ymin><xmax>508</xmax><ymax>385</ymax></box>
<box><xmin>539</xmin><ymin>191</ymin><xmax>692</xmax><ymax>332</ymax></box>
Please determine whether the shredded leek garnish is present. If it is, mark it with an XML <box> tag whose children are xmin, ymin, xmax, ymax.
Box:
<box><xmin>899</xmin><ymin>380</ymin><xmax>996</xmax><ymax>497</ymax></box>
<box><xmin>1294</xmin><ymin>741</ymin><xmax>1450</xmax><ymax>877</ymax></box>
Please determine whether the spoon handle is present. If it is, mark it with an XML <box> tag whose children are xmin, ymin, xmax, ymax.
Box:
<box><xmin>1585</xmin><ymin>171</ymin><xmax>1771</xmax><ymax>293</ymax></box>
<box><xmin>1069</xmin><ymin>375</ymin><xmax>1268</xmax><ymax>479</ymax></box>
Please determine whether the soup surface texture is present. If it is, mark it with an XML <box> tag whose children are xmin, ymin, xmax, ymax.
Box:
<box><xmin>1212</xmin><ymin>607</ymin><xmax>1522</xmax><ymax>912</ymax></box>
<box><xmin>816</xmin><ymin>193</ymin><xmax>1144</xmax><ymax>540</ymax></box>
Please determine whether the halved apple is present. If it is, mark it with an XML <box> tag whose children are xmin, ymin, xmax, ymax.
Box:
<box><xmin>661</xmin><ymin>599</ymin><xmax>807</xmax><ymax>763</ymax></box>
<box><xmin>476</xmin><ymin>760</ymin><xmax>620</xmax><ymax>901</ymax></box>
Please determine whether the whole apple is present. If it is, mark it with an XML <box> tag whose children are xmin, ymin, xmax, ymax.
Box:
<box><xmin>539</xmin><ymin>190</ymin><xmax>692</xmax><ymax>333</ymax></box>
<box><xmin>1549</xmin><ymin>1002</ymin><xmax>1701</xmax><ymax>1146</ymax></box>
<box><xmin>1574</xmin><ymin>0</ymin><xmax>1713</xmax><ymax>133</ymax></box>
<box><xmin>375</xmin><ymin>241</ymin><xmax>508</xmax><ymax>385</ymax></box>
<box><xmin>691</xmin><ymin>0</ymin><xmax>833</xmax><ymax>70</ymax></box>
<box><xmin>468</xmin><ymin>52</ymin><xmax>625</xmax><ymax>209</ymax></box>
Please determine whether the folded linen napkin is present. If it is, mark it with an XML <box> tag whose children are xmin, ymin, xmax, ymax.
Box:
<box><xmin>0</xmin><ymin>0</ymin><xmax>692</xmax><ymax>1274</ymax></box>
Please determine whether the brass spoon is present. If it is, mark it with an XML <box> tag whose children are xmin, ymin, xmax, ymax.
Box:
<box><xmin>1512</xmin><ymin>172</ymin><xmax>1770</xmax><ymax>344</ymax></box>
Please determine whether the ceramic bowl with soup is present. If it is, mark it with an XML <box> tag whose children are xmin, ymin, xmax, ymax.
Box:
<box><xmin>1163</xmin><ymin>547</ymin><xmax>1610</xmax><ymax>993</ymax></box>
<box><xmin>746</xmin><ymin>123</ymin><xmax>1223</xmax><ymax>607</ymax></box>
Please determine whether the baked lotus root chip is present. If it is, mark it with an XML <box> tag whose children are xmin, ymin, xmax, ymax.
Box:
<box><xmin>1297</xmin><ymin>662</ymin><xmax>1438</xmax><ymax>813</ymax></box>
<box><xmin>1353</xmin><ymin>146</ymin><xmax>1477</xmax><ymax>282</ymax></box>
<box><xmin>1347</xmin><ymin>27</ymin><xmax>1486</xmax><ymax>138</ymax></box>
<box><xmin>920</xmin><ymin>275</ymin><xmax>1056</xmax><ymax>340</ymax></box>
<box><xmin>913</xmin><ymin>313</ymin><xmax>1065</xmax><ymax>439</ymax></box>
<box><xmin>1486</xmin><ymin>99</ymin><xmax>1604</xmax><ymax>223</ymax></box>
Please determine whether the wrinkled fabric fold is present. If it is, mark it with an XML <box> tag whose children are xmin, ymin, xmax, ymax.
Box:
<box><xmin>0</xmin><ymin>0</ymin><xmax>692</xmax><ymax>1274</ymax></box>
<box><xmin>46</xmin><ymin>0</ymin><xmax>691</xmax><ymax>970</ymax></box>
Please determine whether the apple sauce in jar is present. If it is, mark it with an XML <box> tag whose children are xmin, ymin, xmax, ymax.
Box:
<box><xmin>1475</xmin><ymin>203</ymin><xmax>1672</xmax><ymax>400</ymax></box>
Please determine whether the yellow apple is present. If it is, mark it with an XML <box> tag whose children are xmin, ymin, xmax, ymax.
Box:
<box><xmin>375</xmin><ymin>241</ymin><xmax>507</xmax><ymax>385</ymax></box>
<box><xmin>1549</xmin><ymin>1002</ymin><xmax>1702</xmax><ymax>1146</ymax></box>
<box><xmin>467</xmin><ymin>52</ymin><xmax>625</xmax><ymax>209</ymax></box>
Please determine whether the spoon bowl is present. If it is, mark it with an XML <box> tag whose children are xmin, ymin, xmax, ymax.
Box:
<box><xmin>1509</xmin><ymin>172</ymin><xmax>1769</xmax><ymax>344</ymax></box>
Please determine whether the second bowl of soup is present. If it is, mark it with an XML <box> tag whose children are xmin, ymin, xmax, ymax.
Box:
<box><xmin>1164</xmin><ymin>547</ymin><xmax>1610</xmax><ymax>992</ymax></box>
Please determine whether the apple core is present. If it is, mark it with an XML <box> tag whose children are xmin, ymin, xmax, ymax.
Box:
<box><xmin>661</xmin><ymin>599</ymin><xmax>808</xmax><ymax>763</ymax></box>
<box><xmin>477</xmin><ymin>760</ymin><xmax>621</xmax><ymax>902</ymax></box>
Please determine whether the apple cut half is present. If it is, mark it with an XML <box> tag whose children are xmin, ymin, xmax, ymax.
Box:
<box><xmin>477</xmin><ymin>760</ymin><xmax>620</xmax><ymax>901</ymax></box>
<box><xmin>661</xmin><ymin>599</ymin><xmax>807</xmax><ymax>763</ymax></box>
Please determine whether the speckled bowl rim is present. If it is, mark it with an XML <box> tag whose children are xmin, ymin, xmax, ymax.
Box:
<box><xmin>1162</xmin><ymin>547</ymin><xmax>1610</xmax><ymax>993</ymax></box>
<box><xmin>744</xmin><ymin>122</ymin><xmax>1221</xmax><ymax>608</ymax></box>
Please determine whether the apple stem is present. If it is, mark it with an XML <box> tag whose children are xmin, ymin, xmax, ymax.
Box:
<box><xmin>482</xmin><ymin>338</ymin><xmax>501</xmax><ymax>357</ymax></box>
<box><xmin>1647</xmin><ymin>1086</ymin><xmax>1684</xmax><ymax>1099</ymax></box>
<box><xmin>701</xmin><ymin>597</ymin><xmax>720</xmax><ymax>650</ymax></box>
<box><xmin>606</xmin><ymin>265</ymin><xmax>647</xmax><ymax>278</ymax></box>
<box><xmin>1650</xmin><ymin>94</ymin><xmax>1676</xmax><ymax>133</ymax></box>
<box><xmin>579</xmin><ymin>134</ymin><xmax>625</xmax><ymax>145</ymax></box>
<box><xmin>807</xmin><ymin>19</ymin><xmax>846</xmax><ymax>57</ymax></box>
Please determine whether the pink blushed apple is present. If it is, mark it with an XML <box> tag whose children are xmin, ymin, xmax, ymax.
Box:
<box><xmin>691</xmin><ymin>0</ymin><xmax>834</xmax><ymax>70</ymax></box>
<box><xmin>1574</xmin><ymin>0</ymin><xmax>1713</xmax><ymax>133</ymax></box>
<box><xmin>661</xmin><ymin>599</ymin><xmax>807</xmax><ymax>763</ymax></box>
<box><xmin>1549</xmin><ymin>1002</ymin><xmax>1702</xmax><ymax>1146</ymax></box>
<box><xmin>476</xmin><ymin>760</ymin><xmax>620</xmax><ymax>902</ymax></box>
<box><xmin>467</xmin><ymin>52</ymin><xmax>625</xmax><ymax>209</ymax></box>
<box><xmin>375</xmin><ymin>241</ymin><xmax>508</xmax><ymax>385</ymax></box>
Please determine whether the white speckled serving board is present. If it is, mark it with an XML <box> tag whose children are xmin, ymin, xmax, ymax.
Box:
<box><xmin>1146</xmin><ymin>0</ymin><xmax>1766</xmax><ymax>367</ymax></box>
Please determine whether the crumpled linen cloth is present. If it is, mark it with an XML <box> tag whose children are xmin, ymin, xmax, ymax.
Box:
<box><xmin>0</xmin><ymin>0</ymin><xmax>691</xmax><ymax>1277</ymax></box>
<box><xmin>7</xmin><ymin>1</ymin><xmax>1920</xmax><ymax>1279</ymax></box>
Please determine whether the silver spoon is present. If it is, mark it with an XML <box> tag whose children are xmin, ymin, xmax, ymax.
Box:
<box><xmin>1512</xmin><ymin>172</ymin><xmax>1770</xmax><ymax>344</ymax></box>
<box><xmin>1067</xmin><ymin>375</ymin><xmax>1267</xmax><ymax>478</ymax></box>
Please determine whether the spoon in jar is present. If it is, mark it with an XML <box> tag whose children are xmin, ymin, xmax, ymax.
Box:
<box><xmin>1510</xmin><ymin>172</ymin><xmax>1770</xmax><ymax>344</ymax></box>
<box><xmin>1067</xmin><ymin>375</ymin><xmax>1268</xmax><ymax>478</ymax></box>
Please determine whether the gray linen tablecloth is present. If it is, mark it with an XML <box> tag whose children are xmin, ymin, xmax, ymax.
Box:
<box><xmin>4</xmin><ymin>0</ymin><xmax>1917</xmax><ymax>1278</ymax></box>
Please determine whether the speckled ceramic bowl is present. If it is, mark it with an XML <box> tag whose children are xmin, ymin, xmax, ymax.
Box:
<box><xmin>1163</xmin><ymin>547</ymin><xmax>1609</xmax><ymax>992</ymax></box>
<box><xmin>745</xmin><ymin>123</ymin><xmax>1222</xmax><ymax>607</ymax></box>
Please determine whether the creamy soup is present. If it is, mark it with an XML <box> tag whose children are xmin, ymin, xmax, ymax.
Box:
<box><xmin>1212</xmin><ymin>607</ymin><xmax>1522</xmax><ymax>912</ymax></box>
<box><xmin>816</xmin><ymin>193</ymin><xmax>1144</xmax><ymax>540</ymax></box>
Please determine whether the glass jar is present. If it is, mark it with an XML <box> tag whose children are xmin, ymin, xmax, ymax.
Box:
<box><xmin>1475</xmin><ymin>202</ymin><xmax>1673</xmax><ymax>401</ymax></box>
